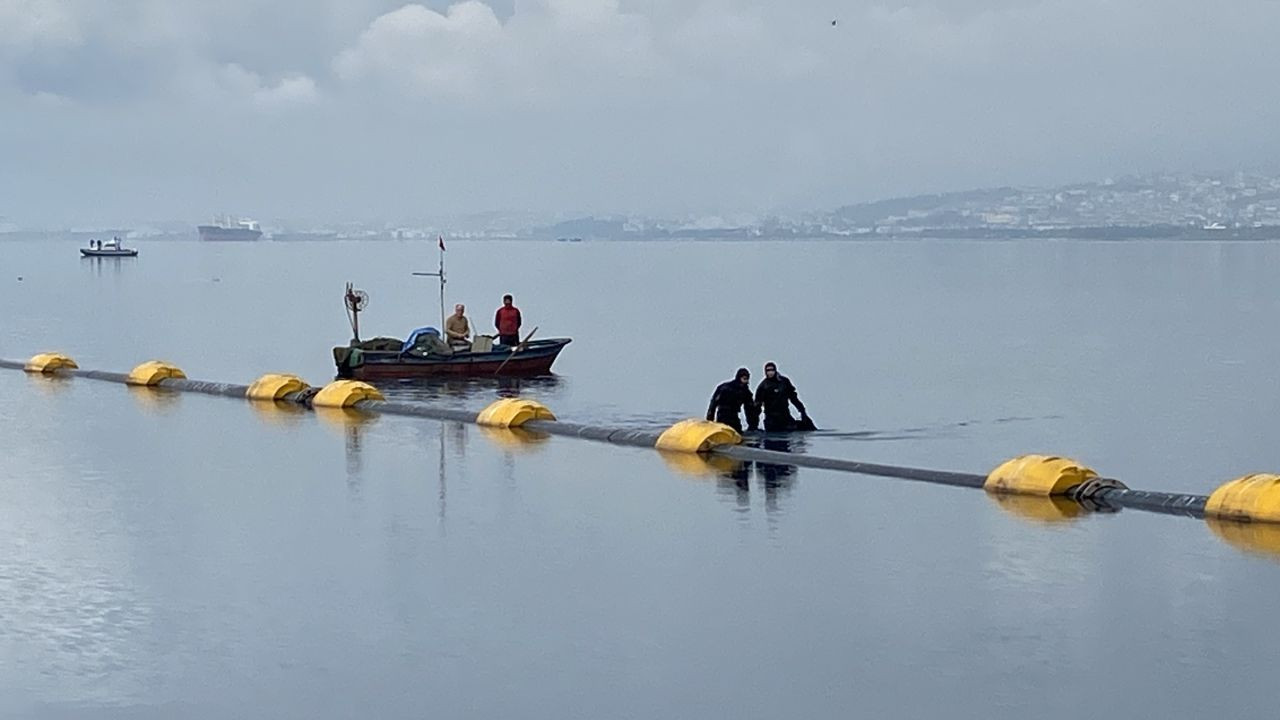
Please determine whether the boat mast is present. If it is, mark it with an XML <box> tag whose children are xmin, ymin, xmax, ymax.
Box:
<box><xmin>411</xmin><ymin>236</ymin><xmax>447</xmax><ymax>331</ymax></box>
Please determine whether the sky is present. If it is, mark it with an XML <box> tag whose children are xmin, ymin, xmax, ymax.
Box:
<box><xmin>3</xmin><ymin>0</ymin><xmax>1280</xmax><ymax>227</ymax></box>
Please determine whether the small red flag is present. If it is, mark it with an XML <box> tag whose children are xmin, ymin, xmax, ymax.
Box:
<box><xmin>438</xmin><ymin>235</ymin><xmax>446</xmax><ymax>251</ymax></box>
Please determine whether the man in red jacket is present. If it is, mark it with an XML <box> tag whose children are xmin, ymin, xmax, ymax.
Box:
<box><xmin>494</xmin><ymin>294</ymin><xmax>522</xmax><ymax>346</ymax></box>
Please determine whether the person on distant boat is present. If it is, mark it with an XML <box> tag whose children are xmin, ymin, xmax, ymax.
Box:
<box><xmin>446</xmin><ymin>303</ymin><xmax>471</xmax><ymax>350</ymax></box>
<box><xmin>494</xmin><ymin>294</ymin><xmax>522</xmax><ymax>346</ymax></box>
<box><xmin>754</xmin><ymin>362</ymin><xmax>811</xmax><ymax>432</ymax></box>
<box><xmin>706</xmin><ymin>367</ymin><xmax>760</xmax><ymax>433</ymax></box>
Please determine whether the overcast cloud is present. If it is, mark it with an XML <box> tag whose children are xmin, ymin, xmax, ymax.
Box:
<box><xmin>2</xmin><ymin>0</ymin><xmax>1279</xmax><ymax>226</ymax></box>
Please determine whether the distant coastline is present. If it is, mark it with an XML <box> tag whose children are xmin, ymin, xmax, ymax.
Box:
<box><xmin>7</xmin><ymin>171</ymin><xmax>1280</xmax><ymax>242</ymax></box>
<box><xmin>5</xmin><ymin>225</ymin><xmax>1280</xmax><ymax>243</ymax></box>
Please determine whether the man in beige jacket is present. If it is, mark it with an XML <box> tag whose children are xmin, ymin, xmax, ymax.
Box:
<box><xmin>445</xmin><ymin>304</ymin><xmax>471</xmax><ymax>350</ymax></box>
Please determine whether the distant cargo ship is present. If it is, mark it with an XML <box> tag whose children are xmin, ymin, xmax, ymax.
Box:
<box><xmin>197</xmin><ymin>216</ymin><xmax>262</xmax><ymax>241</ymax></box>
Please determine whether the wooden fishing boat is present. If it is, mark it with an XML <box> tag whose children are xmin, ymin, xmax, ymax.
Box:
<box><xmin>334</xmin><ymin>336</ymin><xmax>571</xmax><ymax>379</ymax></box>
<box><xmin>332</xmin><ymin>243</ymin><xmax>571</xmax><ymax>379</ymax></box>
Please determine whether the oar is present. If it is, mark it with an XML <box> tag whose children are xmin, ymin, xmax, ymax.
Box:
<box><xmin>494</xmin><ymin>326</ymin><xmax>538</xmax><ymax>375</ymax></box>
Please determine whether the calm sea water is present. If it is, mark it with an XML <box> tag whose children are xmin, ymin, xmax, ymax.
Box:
<box><xmin>3</xmin><ymin>237</ymin><xmax>1280</xmax><ymax>718</ymax></box>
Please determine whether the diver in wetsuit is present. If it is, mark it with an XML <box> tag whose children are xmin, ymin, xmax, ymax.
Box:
<box><xmin>754</xmin><ymin>362</ymin><xmax>810</xmax><ymax>432</ymax></box>
<box><xmin>706</xmin><ymin>367</ymin><xmax>759</xmax><ymax>432</ymax></box>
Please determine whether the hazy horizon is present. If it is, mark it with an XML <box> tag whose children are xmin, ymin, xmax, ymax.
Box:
<box><xmin>4</xmin><ymin>0</ymin><xmax>1280</xmax><ymax>227</ymax></box>
<box><xmin>6</xmin><ymin>166</ymin><xmax>1278</xmax><ymax>234</ymax></box>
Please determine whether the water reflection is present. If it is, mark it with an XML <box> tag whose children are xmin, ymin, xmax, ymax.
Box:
<box><xmin>82</xmin><ymin>255</ymin><xmax>130</xmax><ymax>279</ymax></box>
<box><xmin>304</xmin><ymin>402</ymin><xmax>539</xmax><ymax>524</ymax></box>
<box><xmin>658</xmin><ymin>450</ymin><xmax>741</xmax><ymax>477</ymax></box>
<box><xmin>323</xmin><ymin>412</ymin><xmax>488</xmax><ymax>523</ymax></box>
<box><xmin>441</xmin><ymin>422</ymin><xmax>470</xmax><ymax>521</ymax></box>
<box><xmin>757</xmin><ymin>438</ymin><xmax>798</xmax><ymax>515</ymax></box>
<box><xmin>663</xmin><ymin>437</ymin><xmax>799</xmax><ymax>514</ymax></box>
<box><xmin>986</xmin><ymin>494</ymin><xmax>1087</xmax><ymax>525</ymax></box>
<box><xmin>248</xmin><ymin>399</ymin><xmax>309</xmax><ymax>427</ymax></box>
<box><xmin>395</xmin><ymin>419</ymin><xmax>469</xmax><ymax>524</ymax></box>
<box><xmin>717</xmin><ymin>459</ymin><xmax>751</xmax><ymax>511</ymax></box>
<box><xmin>373</xmin><ymin>378</ymin><xmax>566</xmax><ymax>512</ymax></box>
<box><xmin>1206</xmin><ymin>517</ymin><xmax>1280</xmax><ymax>563</ymax></box>
<box><xmin>478</xmin><ymin>425</ymin><xmax>552</xmax><ymax>451</ymax></box>
<box><xmin>314</xmin><ymin>407</ymin><xmax>378</xmax><ymax>493</ymax></box>
<box><xmin>24</xmin><ymin>373</ymin><xmax>73</xmax><ymax>397</ymax></box>
<box><xmin>375</xmin><ymin>375</ymin><xmax>565</xmax><ymax>408</ymax></box>
<box><xmin>126</xmin><ymin>386</ymin><xmax>181</xmax><ymax>414</ymax></box>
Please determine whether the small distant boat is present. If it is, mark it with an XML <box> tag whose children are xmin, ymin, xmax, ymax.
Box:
<box><xmin>81</xmin><ymin>237</ymin><xmax>138</xmax><ymax>257</ymax></box>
